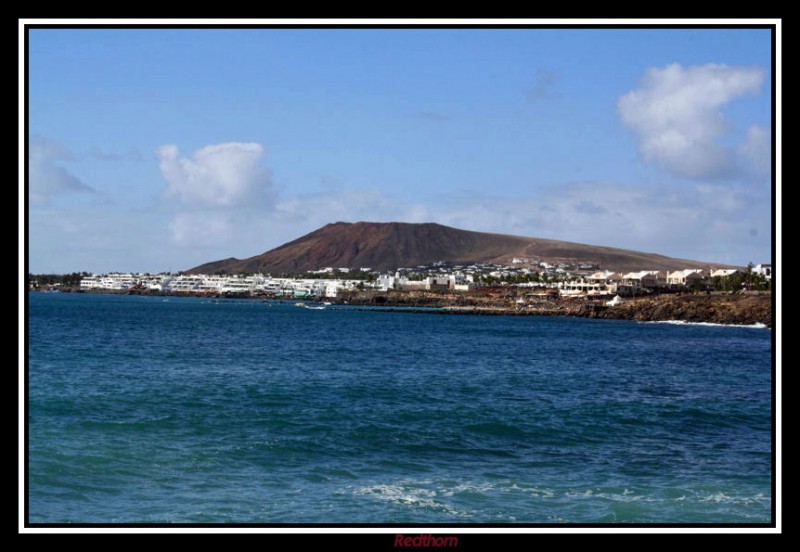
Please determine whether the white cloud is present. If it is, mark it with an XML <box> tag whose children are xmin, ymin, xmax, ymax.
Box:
<box><xmin>739</xmin><ymin>124</ymin><xmax>771</xmax><ymax>178</ymax></box>
<box><xmin>168</xmin><ymin>212</ymin><xmax>235</xmax><ymax>247</ymax></box>
<box><xmin>275</xmin><ymin>189</ymin><xmax>425</xmax><ymax>224</ymax></box>
<box><xmin>157</xmin><ymin>142</ymin><xmax>273</xmax><ymax>208</ymax></box>
<box><xmin>444</xmin><ymin>183</ymin><xmax>766</xmax><ymax>264</ymax></box>
<box><xmin>618</xmin><ymin>63</ymin><xmax>764</xmax><ymax>179</ymax></box>
<box><xmin>28</xmin><ymin>208</ymin><xmax>167</xmax><ymax>274</ymax></box>
<box><xmin>30</xmin><ymin>179</ymin><xmax>769</xmax><ymax>273</ymax></box>
<box><xmin>29</xmin><ymin>138</ymin><xmax>94</xmax><ymax>204</ymax></box>
<box><xmin>261</xmin><ymin>181</ymin><xmax>767</xmax><ymax>266</ymax></box>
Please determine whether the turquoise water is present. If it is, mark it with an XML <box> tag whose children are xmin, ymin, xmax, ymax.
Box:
<box><xmin>27</xmin><ymin>293</ymin><xmax>772</xmax><ymax>524</ymax></box>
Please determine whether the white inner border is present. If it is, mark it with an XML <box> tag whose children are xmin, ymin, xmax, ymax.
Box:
<box><xmin>18</xmin><ymin>17</ymin><xmax>782</xmax><ymax>535</ymax></box>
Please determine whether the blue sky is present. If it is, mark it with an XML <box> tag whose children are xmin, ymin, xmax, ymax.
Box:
<box><xmin>26</xmin><ymin>25</ymin><xmax>774</xmax><ymax>273</ymax></box>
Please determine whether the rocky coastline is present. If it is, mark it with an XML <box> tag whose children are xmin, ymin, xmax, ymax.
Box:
<box><xmin>577</xmin><ymin>293</ymin><xmax>772</xmax><ymax>327</ymax></box>
<box><xmin>35</xmin><ymin>287</ymin><xmax>773</xmax><ymax>328</ymax></box>
<box><xmin>334</xmin><ymin>289</ymin><xmax>773</xmax><ymax>328</ymax></box>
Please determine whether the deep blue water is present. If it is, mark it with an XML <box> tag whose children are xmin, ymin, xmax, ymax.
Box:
<box><xmin>27</xmin><ymin>292</ymin><xmax>772</xmax><ymax>524</ymax></box>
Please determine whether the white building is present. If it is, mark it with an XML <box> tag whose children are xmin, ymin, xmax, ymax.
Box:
<box><xmin>377</xmin><ymin>274</ymin><xmax>396</xmax><ymax>291</ymax></box>
<box><xmin>220</xmin><ymin>276</ymin><xmax>255</xmax><ymax>294</ymax></box>
<box><xmin>424</xmin><ymin>276</ymin><xmax>449</xmax><ymax>290</ymax></box>
<box><xmin>80</xmin><ymin>275</ymin><xmax>103</xmax><ymax>290</ymax></box>
<box><xmin>167</xmin><ymin>275</ymin><xmax>205</xmax><ymax>292</ymax></box>
<box><xmin>586</xmin><ymin>271</ymin><xmax>622</xmax><ymax>284</ymax></box>
<box><xmin>710</xmin><ymin>268</ymin><xmax>744</xmax><ymax>279</ymax></box>
<box><xmin>559</xmin><ymin>279</ymin><xmax>615</xmax><ymax>296</ymax></box>
<box><xmin>80</xmin><ymin>273</ymin><xmax>140</xmax><ymax>290</ymax></box>
<box><xmin>666</xmin><ymin>269</ymin><xmax>707</xmax><ymax>286</ymax></box>
<box><xmin>621</xmin><ymin>271</ymin><xmax>660</xmax><ymax>289</ymax></box>
<box><xmin>447</xmin><ymin>272</ymin><xmax>474</xmax><ymax>288</ymax></box>
<box><xmin>752</xmin><ymin>263</ymin><xmax>772</xmax><ymax>280</ymax></box>
<box><xmin>396</xmin><ymin>279</ymin><xmax>427</xmax><ymax>291</ymax></box>
<box><xmin>453</xmin><ymin>283</ymin><xmax>477</xmax><ymax>292</ymax></box>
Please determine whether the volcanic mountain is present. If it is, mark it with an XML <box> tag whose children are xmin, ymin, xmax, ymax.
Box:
<box><xmin>187</xmin><ymin>221</ymin><xmax>726</xmax><ymax>275</ymax></box>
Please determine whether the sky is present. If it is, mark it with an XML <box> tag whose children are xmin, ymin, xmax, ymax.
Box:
<box><xmin>25</xmin><ymin>24</ymin><xmax>776</xmax><ymax>274</ymax></box>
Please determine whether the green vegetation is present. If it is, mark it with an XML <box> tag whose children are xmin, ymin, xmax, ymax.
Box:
<box><xmin>709</xmin><ymin>271</ymin><xmax>770</xmax><ymax>292</ymax></box>
<box><xmin>28</xmin><ymin>272</ymin><xmax>90</xmax><ymax>288</ymax></box>
<box><xmin>479</xmin><ymin>272</ymin><xmax>547</xmax><ymax>285</ymax></box>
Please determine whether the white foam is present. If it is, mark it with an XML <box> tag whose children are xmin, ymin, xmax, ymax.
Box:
<box><xmin>565</xmin><ymin>488</ymin><xmax>656</xmax><ymax>503</ymax></box>
<box><xmin>641</xmin><ymin>320</ymin><xmax>769</xmax><ymax>329</ymax></box>
<box><xmin>697</xmin><ymin>492</ymin><xmax>770</xmax><ymax>505</ymax></box>
<box><xmin>502</xmin><ymin>483</ymin><xmax>555</xmax><ymax>498</ymax></box>
<box><xmin>353</xmin><ymin>484</ymin><xmax>471</xmax><ymax>517</ymax></box>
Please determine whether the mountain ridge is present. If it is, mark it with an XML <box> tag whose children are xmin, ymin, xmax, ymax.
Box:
<box><xmin>187</xmin><ymin>221</ymin><xmax>733</xmax><ymax>274</ymax></box>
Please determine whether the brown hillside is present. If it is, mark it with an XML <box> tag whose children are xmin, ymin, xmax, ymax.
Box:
<box><xmin>187</xmin><ymin>221</ymin><xmax>731</xmax><ymax>274</ymax></box>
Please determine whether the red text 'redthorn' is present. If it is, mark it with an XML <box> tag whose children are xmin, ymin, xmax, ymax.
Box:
<box><xmin>394</xmin><ymin>534</ymin><xmax>459</xmax><ymax>547</ymax></box>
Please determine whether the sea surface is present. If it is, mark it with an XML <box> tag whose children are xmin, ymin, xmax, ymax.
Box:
<box><xmin>27</xmin><ymin>293</ymin><xmax>773</xmax><ymax>524</ymax></box>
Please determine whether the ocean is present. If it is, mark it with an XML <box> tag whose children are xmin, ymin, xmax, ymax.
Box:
<box><xmin>27</xmin><ymin>292</ymin><xmax>773</xmax><ymax>524</ymax></box>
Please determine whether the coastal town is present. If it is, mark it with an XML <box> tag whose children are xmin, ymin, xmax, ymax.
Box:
<box><xmin>52</xmin><ymin>259</ymin><xmax>771</xmax><ymax>299</ymax></box>
<box><xmin>27</xmin><ymin>259</ymin><xmax>773</xmax><ymax>326</ymax></box>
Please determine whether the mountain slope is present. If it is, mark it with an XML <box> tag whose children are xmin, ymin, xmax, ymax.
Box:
<box><xmin>187</xmin><ymin>221</ymin><xmax>727</xmax><ymax>274</ymax></box>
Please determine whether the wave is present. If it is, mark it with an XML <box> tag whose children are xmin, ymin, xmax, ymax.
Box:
<box><xmin>353</xmin><ymin>480</ymin><xmax>770</xmax><ymax>508</ymax></box>
<box><xmin>352</xmin><ymin>483</ymin><xmax>472</xmax><ymax>517</ymax></box>
<box><xmin>641</xmin><ymin>320</ymin><xmax>769</xmax><ymax>329</ymax></box>
<box><xmin>696</xmin><ymin>491</ymin><xmax>771</xmax><ymax>505</ymax></box>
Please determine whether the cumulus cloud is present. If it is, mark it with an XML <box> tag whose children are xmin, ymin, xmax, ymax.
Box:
<box><xmin>29</xmin><ymin>138</ymin><xmax>94</xmax><ymax>204</ymax></box>
<box><xmin>168</xmin><ymin>212</ymin><xmax>235</xmax><ymax>247</ymax></box>
<box><xmin>275</xmin><ymin>189</ymin><xmax>422</xmax><ymax>224</ymax></box>
<box><xmin>426</xmin><ymin>182</ymin><xmax>767</xmax><ymax>264</ymax></box>
<box><xmin>738</xmin><ymin>124</ymin><xmax>771</xmax><ymax>177</ymax></box>
<box><xmin>264</xmin><ymin>179</ymin><xmax>766</xmax><ymax>265</ymax></box>
<box><xmin>618</xmin><ymin>63</ymin><xmax>764</xmax><ymax>179</ymax></box>
<box><xmin>28</xmin><ymin>208</ymin><xmax>167</xmax><ymax>274</ymax></box>
<box><xmin>30</xmin><ymin>177</ymin><xmax>768</xmax><ymax>273</ymax></box>
<box><xmin>157</xmin><ymin>142</ymin><xmax>273</xmax><ymax>208</ymax></box>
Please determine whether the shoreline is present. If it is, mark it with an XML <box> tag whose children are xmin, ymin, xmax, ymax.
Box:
<box><xmin>331</xmin><ymin>300</ymin><xmax>772</xmax><ymax>328</ymax></box>
<box><xmin>32</xmin><ymin>288</ymin><xmax>773</xmax><ymax>328</ymax></box>
<box><xmin>332</xmin><ymin>289</ymin><xmax>772</xmax><ymax>327</ymax></box>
